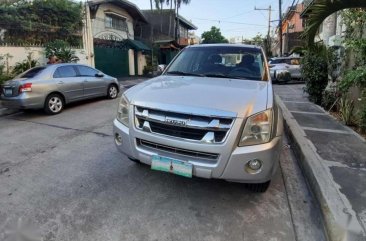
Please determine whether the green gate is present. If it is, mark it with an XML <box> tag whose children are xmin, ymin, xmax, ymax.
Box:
<box><xmin>94</xmin><ymin>46</ymin><xmax>129</xmax><ymax>77</ymax></box>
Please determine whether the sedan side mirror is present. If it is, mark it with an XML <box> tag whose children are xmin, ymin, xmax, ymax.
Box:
<box><xmin>95</xmin><ymin>72</ymin><xmax>104</xmax><ymax>77</ymax></box>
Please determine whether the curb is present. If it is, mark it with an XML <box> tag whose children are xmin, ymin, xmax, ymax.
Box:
<box><xmin>275</xmin><ymin>95</ymin><xmax>366</xmax><ymax>241</ymax></box>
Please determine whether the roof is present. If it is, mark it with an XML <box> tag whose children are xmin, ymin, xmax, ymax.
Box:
<box><xmin>141</xmin><ymin>9</ymin><xmax>197</xmax><ymax>30</ymax></box>
<box><xmin>188</xmin><ymin>43</ymin><xmax>262</xmax><ymax>49</ymax></box>
<box><xmin>177</xmin><ymin>14</ymin><xmax>197</xmax><ymax>30</ymax></box>
<box><xmin>88</xmin><ymin>0</ymin><xmax>148</xmax><ymax>23</ymax></box>
<box><xmin>125</xmin><ymin>39</ymin><xmax>151</xmax><ymax>51</ymax></box>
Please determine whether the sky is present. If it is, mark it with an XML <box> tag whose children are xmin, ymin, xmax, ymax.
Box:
<box><xmin>130</xmin><ymin>0</ymin><xmax>297</xmax><ymax>40</ymax></box>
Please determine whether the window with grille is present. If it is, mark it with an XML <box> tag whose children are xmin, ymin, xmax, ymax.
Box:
<box><xmin>105</xmin><ymin>13</ymin><xmax>128</xmax><ymax>32</ymax></box>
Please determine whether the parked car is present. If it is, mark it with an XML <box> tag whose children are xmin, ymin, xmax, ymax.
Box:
<box><xmin>269</xmin><ymin>56</ymin><xmax>302</xmax><ymax>82</ymax></box>
<box><xmin>113</xmin><ymin>44</ymin><xmax>283</xmax><ymax>192</ymax></box>
<box><xmin>0</xmin><ymin>63</ymin><xmax>119</xmax><ymax>114</ymax></box>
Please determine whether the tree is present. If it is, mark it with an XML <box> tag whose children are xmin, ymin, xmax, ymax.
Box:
<box><xmin>201</xmin><ymin>26</ymin><xmax>228</xmax><ymax>44</ymax></box>
<box><xmin>302</xmin><ymin>0</ymin><xmax>366</xmax><ymax>46</ymax></box>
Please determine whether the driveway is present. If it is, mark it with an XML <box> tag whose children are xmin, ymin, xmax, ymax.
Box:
<box><xmin>0</xmin><ymin>86</ymin><xmax>325</xmax><ymax>241</ymax></box>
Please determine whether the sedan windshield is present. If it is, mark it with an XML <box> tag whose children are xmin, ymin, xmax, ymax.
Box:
<box><xmin>165</xmin><ymin>46</ymin><xmax>267</xmax><ymax>81</ymax></box>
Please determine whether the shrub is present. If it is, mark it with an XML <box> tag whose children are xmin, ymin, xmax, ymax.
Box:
<box><xmin>359</xmin><ymin>91</ymin><xmax>366</xmax><ymax>133</ymax></box>
<box><xmin>12</xmin><ymin>52</ymin><xmax>38</xmax><ymax>75</ymax></box>
<box><xmin>301</xmin><ymin>47</ymin><xmax>328</xmax><ymax>105</ymax></box>
<box><xmin>321</xmin><ymin>83</ymin><xmax>338</xmax><ymax>111</ymax></box>
<box><xmin>45</xmin><ymin>39</ymin><xmax>79</xmax><ymax>63</ymax></box>
<box><xmin>339</xmin><ymin>97</ymin><xmax>354</xmax><ymax>126</ymax></box>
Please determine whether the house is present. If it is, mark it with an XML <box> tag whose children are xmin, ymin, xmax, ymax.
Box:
<box><xmin>136</xmin><ymin>9</ymin><xmax>197</xmax><ymax>65</ymax></box>
<box><xmin>87</xmin><ymin>0</ymin><xmax>151</xmax><ymax>77</ymax></box>
<box><xmin>272</xmin><ymin>3</ymin><xmax>305</xmax><ymax>56</ymax></box>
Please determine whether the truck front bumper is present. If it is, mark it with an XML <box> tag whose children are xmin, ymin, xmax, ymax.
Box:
<box><xmin>113</xmin><ymin>119</ymin><xmax>282</xmax><ymax>183</ymax></box>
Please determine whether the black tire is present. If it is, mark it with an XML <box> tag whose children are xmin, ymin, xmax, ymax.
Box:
<box><xmin>107</xmin><ymin>84</ymin><xmax>118</xmax><ymax>99</ymax></box>
<box><xmin>246</xmin><ymin>181</ymin><xmax>271</xmax><ymax>193</ymax></box>
<box><xmin>44</xmin><ymin>93</ymin><xmax>64</xmax><ymax>115</ymax></box>
<box><xmin>128</xmin><ymin>157</ymin><xmax>140</xmax><ymax>163</ymax></box>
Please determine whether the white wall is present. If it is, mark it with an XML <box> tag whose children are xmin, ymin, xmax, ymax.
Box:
<box><xmin>0</xmin><ymin>46</ymin><xmax>90</xmax><ymax>70</ymax></box>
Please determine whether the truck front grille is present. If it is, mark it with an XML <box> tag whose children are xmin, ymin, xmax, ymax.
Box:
<box><xmin>137</xmin><ymin>139</ymin><xmax>219</xmax><ymax>161</ymax></box>
<box><xmin>134</xmin><ymin>106</ymin><xmax>234</xmax><ymax>143</ymax></box>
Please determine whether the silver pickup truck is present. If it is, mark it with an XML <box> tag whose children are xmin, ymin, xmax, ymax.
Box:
<box><xmin>113</xmin><ymin>44</ymin><xmax>283</xmax><ymax>192</ymax></box>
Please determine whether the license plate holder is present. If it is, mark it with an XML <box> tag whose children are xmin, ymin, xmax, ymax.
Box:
<box><xmin>151</xmin><ymin>155</ymin><xmax>192</xmax><ymax>178</ymax></box>
<box><xmin>3</xmin><ymin>88</ymin><xmax>13</xmax><ymax>96</ymax></box>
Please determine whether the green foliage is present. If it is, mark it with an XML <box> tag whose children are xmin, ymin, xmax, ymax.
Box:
<box><xmin>340</xmin><ymin>67</ymin><xmax>366</xmax><ymax>92</ymax></box>
<box><xmin>45</xmin><ymin>40</ymin><xmax>79</xmax><ymax>63</ymax></box>
<box><xmin>201</xmin><ymin>26</ymin><xmax>228</xmax><ymax>44</ymax></box>
<box><xmin>339</xmin><ymin>97</ymin><xmax>354</xmax><ymax>125</ymax></box>
<box><xmin>321</xmin><ymin>82</ymin><xmax>338</xmax><ymax>111</ymax></box>
<box><xmin>359</xmin><ymin>91</ymin><xmax>366</xmax><ymax>133</ymax></box>
<box><xmin>302</xmin><ymin>0</ymin><xmax>366</xmax><ymax>46</ymax></box>
<box><xmin>0</xmin><ymin>54</ymin><xmax>15</xmax><ymax>84</ymax></box>
<box><xmin>0</xmin><ymin>0</ymin><xmax>83</xmax><ymax>45</ymax></box>
<box><xmin>12</xmin><ymin>52</ymin><xmax>38</xmax><ymax>75</ymax></box>
<box><xmin>301</xmin><ymin>46</ymin><xmax>328</xmax><ymax>104</ymax></box>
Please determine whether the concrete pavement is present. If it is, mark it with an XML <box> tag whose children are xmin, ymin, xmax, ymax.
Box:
<box><xmin>274</xmin><ymin>84</ymin><xmax>366</xmax><ymax>241</ymax></box>
<box><xmin>0</xmin><ymin>84</ymin><xmax>326</xmax><ymax>241</ymax></box>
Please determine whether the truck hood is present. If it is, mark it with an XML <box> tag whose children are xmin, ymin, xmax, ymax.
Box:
<box><xmin>125</xmin><ymin>76</ymin><xmax>269</xmax><ymax>118</ymax></box>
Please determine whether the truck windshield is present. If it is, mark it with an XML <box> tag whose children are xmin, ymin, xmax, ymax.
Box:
<box><xmin>165</xmin><ymin>46</ymin><xmax>267</xmax><ymax>81</ymax></box>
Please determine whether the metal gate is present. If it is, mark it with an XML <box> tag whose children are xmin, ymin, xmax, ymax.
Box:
<box><xmin>94</xmin><ymin>46</ymin><xmax>129</xmax><ymax>78</ymax></box>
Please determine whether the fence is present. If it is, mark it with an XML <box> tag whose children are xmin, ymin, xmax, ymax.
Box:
<box><xmin>0</xmin><ymin>46</ymin><xmax>90</xmax><ymax>69</ymax></box>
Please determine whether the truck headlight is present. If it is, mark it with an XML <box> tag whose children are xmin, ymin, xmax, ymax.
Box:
<box><xmin>239</xmin><ymin>109</ymin><xmax>273</xmax><ymax>146</ymax></box>
<box><xmin>117</xmin><ymin>94</ymin><xmax>130</xmax><ymax>126</ymax></box>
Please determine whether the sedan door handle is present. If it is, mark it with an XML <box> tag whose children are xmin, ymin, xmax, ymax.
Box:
<box><xmin>58</xmin><ymin>81</ymin><xmax>64</xmax><ymax>84</ymax></box>
<box><xmin>84</xmin><ymin>80</ymin><xmax>88</xmax><ymax>82</ymax></box>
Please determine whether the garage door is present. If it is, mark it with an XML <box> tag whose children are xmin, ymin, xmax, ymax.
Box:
<box><xmin>94</xmin><ymin>46</ymin><xmax>129</xmax><ymax>78</ymax></box>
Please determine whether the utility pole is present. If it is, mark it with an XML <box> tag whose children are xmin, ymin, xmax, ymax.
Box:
<box><xmin>254</xmin><ymin>5</ymin><xmax>272</xmax><ymax>55</ymax></box>
<box><xmin>279</xmin><ymin>0</ymin><xmax>283</xmax><ymax>56</ymax></box>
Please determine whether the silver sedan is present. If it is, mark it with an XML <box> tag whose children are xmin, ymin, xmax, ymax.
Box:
<box><xmin>0</xmin><ymin>63</ymin><xmax>119</xmax><ymax>114</ymax></box>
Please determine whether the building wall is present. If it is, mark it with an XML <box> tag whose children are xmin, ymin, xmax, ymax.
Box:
<box><xmin>91</xmin><ymin>3</ymin><xmax>134</xmax><ymax>40</ymax></box>
<box><xmin>128</xmin><ymin>49</ymin><xmax>135</xmax><ymax>75</ymax></box>
<box><xmin>137</xmin><ymin>52</ymin><xmax>146</xmax><ymax>75</ymax></box>
<box><xmin>0</xmin><ymin>46</ymin><xmax>90</xmax><ymax>69</ymax></box>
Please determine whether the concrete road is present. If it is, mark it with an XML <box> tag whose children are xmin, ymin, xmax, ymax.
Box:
<box><xmin>0</xmin><ymin>87</ymin><xmax>325</xmax><ymax>241</ymax></box>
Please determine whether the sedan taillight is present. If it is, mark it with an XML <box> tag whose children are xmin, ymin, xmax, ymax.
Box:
<box><xmin>19</xmin><ymin>83</ymin><xmax>32</xmax><ymax>93</ymax></box>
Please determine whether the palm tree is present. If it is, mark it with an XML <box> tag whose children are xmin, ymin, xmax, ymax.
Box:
<box><xmin>303</xmin><ymin>0</ymin><xmax>366</xmax><ymax>45</ymax></box>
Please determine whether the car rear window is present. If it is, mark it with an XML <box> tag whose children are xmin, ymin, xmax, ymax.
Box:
<box><xmin>20</xmin><ymin>67</ymin><xmax>46</xmax><ymax>78</ymax></box>
<box><xmin>54</xmin><ymin>66</ymin><xmax>77</xmax><ymax>78</ymax></box>
<box><xmin>77</xmin><ymin>66</ymin><xmax>98</xmax><ymax>77</ymax></box>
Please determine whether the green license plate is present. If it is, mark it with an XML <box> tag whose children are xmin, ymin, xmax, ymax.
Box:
<box><xmin>151</xmin><ymin>155</ymin><xmax>192</xmax><ymax>178</ymax></box>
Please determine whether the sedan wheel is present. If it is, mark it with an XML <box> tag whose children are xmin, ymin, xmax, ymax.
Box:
<box><xmin>108</xmin><ymin>85</ymin><xmax>118</xmax><ymax>99</ymax></box>
<box><xmin>44</xmin><ymin>94</ymin><xmax>64</xmax><ymax>115</ymax></box>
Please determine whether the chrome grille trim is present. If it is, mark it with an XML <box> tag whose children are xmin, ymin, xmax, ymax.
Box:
<box><xmin>137</xmin><ymin>139</ymin><xmax>219</xmax><ymax>161</ymax></box>
<box><xmin>134</xmin><ymin>106</ymin><xmax>234</xmax><ymax>143</ymax></box>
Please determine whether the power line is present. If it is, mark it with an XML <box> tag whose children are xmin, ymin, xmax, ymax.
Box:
<box><xmin>192</xmin><ymin>18</ymin><xmax>267</xmax><ymax>27</ymax></box>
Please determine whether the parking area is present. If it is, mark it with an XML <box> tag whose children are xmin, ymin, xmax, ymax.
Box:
<box><xmin>0</xmin><ymin>85</ymin><xmax>325</xmax><ymax>241</ymax></box>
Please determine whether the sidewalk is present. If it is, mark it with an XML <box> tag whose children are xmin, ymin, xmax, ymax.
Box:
<box><xmin>274</xmin><ymin>84</ymin><xmax>366</xmax><ymax>241</ymax></box>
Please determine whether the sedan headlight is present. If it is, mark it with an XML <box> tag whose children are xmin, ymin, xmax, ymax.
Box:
<box><xmin>117</xmin><ymin>94</ymin><xmax>130</xmax><ymax>126</ymax></box>
<box><xmin>239</xmin><ymin>109</ymin><xmax>273</xmax><ymax>146</ymax></box>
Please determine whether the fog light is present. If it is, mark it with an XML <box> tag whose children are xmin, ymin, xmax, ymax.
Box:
<box><xmin>115</xmin><ymin>133</ymin><xmax>122</xmax><ymax>145</ymax></box>
<box><xmin>245</xmin><ymin>159</ymin><xmax>262</xmax><ymax>174</ymax></box>
<box><xmin>248</xmin><ymin>159</ymin><xmax>262</xmax><ymax>170</ymax></box>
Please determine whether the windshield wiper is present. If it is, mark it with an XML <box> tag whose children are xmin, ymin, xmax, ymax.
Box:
<box><xmin>203</xmin><ymin>73</ymin><xmax>249</xmax><ymax>80</ymax></box>
<box><xmin>166</xmin><ymin>71</ymin><xmax>204</xmax><ymax>77</ymax></box>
